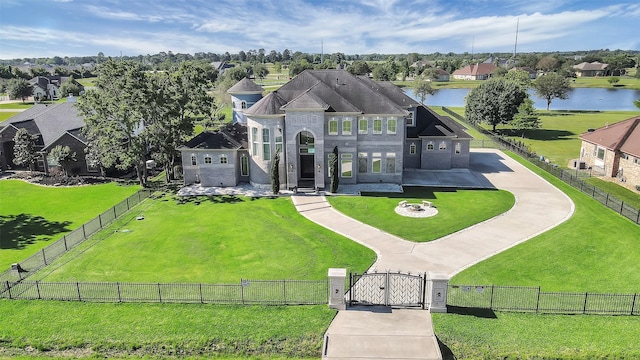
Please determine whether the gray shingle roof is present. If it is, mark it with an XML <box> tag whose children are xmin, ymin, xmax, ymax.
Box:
<box><xmin>407</xmin><ymin>106</ymin><xmax>472</xmax><ymax>139</ymax></box>
<box><xmin>181</xmin><ymin>123</ymin><xmax>247</xmax><ymax>150</ymax></box>
<box><xmin>245</xmin><ymin>91</ymin><xmax>288</xmax><ymax>116</ymax></box>
<box><xmin>227</xmin><ymin>78</ymin><xmax>263</xmax><ymax>94</ymax></box>
<box><xmin>2</xmin><ymin>102</ymin><xmax>85</xmax><ymax>147</ymax></box>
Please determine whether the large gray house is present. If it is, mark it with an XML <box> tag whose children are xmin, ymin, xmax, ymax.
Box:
<box><xmin>180</xmin><ymin>69</ymin><xmax>471</xmax><ymax>190</ymax></box>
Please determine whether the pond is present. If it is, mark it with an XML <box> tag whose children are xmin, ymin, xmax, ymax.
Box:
<box><xmin>404</xmin><ymin>87</ymin><xmax>640</xmax><ymax>111</ymax></box>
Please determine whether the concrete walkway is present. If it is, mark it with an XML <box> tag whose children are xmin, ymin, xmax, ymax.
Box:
<box><xmin>292</xmin><ymin>149</ymin><xmax>575</xmax><ymax>360</ymax></box>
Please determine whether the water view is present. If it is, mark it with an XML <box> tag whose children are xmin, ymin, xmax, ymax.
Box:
<box><xmin>405</xmin><ymin>87</ymin><xmax>640</xmax><ymax>111</ymax></box>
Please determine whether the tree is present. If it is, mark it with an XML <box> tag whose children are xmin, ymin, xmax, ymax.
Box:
<box><xmin>253</xmin><ymin>63</ymin><xmax>269</xmax><ymax>81</ymax></box>
<box><xmin>330</xmin><ymin>146</ymin><xmax>339</xmax><ymax>193</ymax></box>
<box><xmin>7</xmin><ymin>78</ymin><xmax>32</xmax><ymax>102</ymax></box>
<box><xmin>270</xmin><ymin>150</ymin><xmax>280</xmax><ymax>195</ymax></box>
<box><xmin>536</xmin><ymin>56</ymin><xmax>560</xmax><ymax>73</ymax></box>
<box><xmin>288</xmin><ymin>59</ymin><xmax>314</xmax><ymax>77</ymax></box>
<box><xmin>346</xmin><ymin>60</ymin><xmax>370</xmax><ymax>75</ymax></box>
<box><xmin>504</xmin><ymin>69</ymin><xmax>532</xmax><ymax>88</ymax></box>
<box><xmin>30</xmin><ymin>67</ymin><xmax>50</xmax><ymax>77</ymax></box>
<box><xmin>59</xmin><ymin>77</ymin><xmax>82</xmax><ymax>97</ymax></box>
<box><xmin>76</xmin><ymin>59</ymin><xmax>150</xmax><ymax>187</ymax></box>
<box><xmin>411</xmin><ymin>75</ymin><xmax>435</xmax><ymax>104</ymax></box>
<box><xmin>421</xmin><ymin>67</ymin><xmax>441</xmax><ymax>82</ymax></box>
<box><xmin>607</xmin><ymin>76</ymin><xmax>620</xmax><ymax>86</ymax></box>
<box><xmin>465</xmin><ymin>78</ymin><xmax>528</xmax><ymax>132</ymax></box>
<box><xmin>511</xmin><ymin>98</ymin><xmax>541</xmax><ymax>133</ymax></box>
<box><xmin>533</xmin><ymin>72</ymin><xmax>572</xmax><ymax>110</ymax></box>
<box><xmin>12</xmin><ymin>128</ymin><xmax>39</xmax><ymax>171</ymax></box>
<box><xmin>492</xmin><ymin>67</ymin><xmax>508</xmax><ymax>77</ymax></box>
<box><xmin>634</xmin><ymin>98</ymin><xmax>640</xmax><ymax>110</ymax></box>
<box><xmin>48</xmin><ymin>145</ymin><xmax>76</xmax><ymax>176</ymax></box>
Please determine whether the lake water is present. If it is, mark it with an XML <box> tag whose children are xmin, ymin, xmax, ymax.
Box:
<box><xmin>404</xmin><ymin>87</ymin><xmax>640</xmax><ymax>111</ymax></box>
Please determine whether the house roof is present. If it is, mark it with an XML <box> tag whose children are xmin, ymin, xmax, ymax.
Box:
<box><xmin>42</xmin><ymin>127</ymin><xmax>88</xmax><ymax>151</ymax></box>
<box><xmin>1</xmin><ymin>102</ymin><xmax>85</xmax><ymax>148</ymax></box>
<box><xmin>580</xmin><ymin>116</ymin><xmax>640</xmax><ymax>158</ymax></box>
<box><xmin>262</xmin><ymin>70</ymin><xmax>409</xmax><ymax>116</ymax></box>
<box><xmin>406</xmin><ymin>106</ymin><xmax>472</xmax><ymax>139</ymax></box>
<box><xmin>180</xmin><ymin>123</ymin><xmax>247</xmax><ymax>150</ymax></box>
<box><xmin>452</xmin><ymin>63</ymin><xmax>497</xmax><ymax>76</ymax></box>
<box><xmin>244</xmin><ymin>91</ymin><xmax>288</xmax><ymax>116</ymax></box>
<box><xmin>573</xmin><ymin>62</ymin><xmax>608</xmax><ymax>71</ymax></box>
<box><xmin>227</xmin><ymin>77</ymin><xmax>263</xmax><ymax>94</ymax></box>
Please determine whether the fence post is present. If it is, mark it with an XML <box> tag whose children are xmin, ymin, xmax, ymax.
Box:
<box><xmin>138</xmin><ymin>191</ymin><xmax>142</xmax><ymax>202</ymax></box>
<box><xmin>42</xmin><ymin>249</ymin><xmax>47</xmax><ymax>266</ymax></box>
<box><xmin>199</xmin><ymin>283</ymin><xmax>204</xmax><ymax>304</ymax></box>
<box><xmin>605</xmin><ymin>193</ymin><xmax>609</xmax><ymax>207</ymax></box>
<box><xmin>82</xmin><ymin>224</ymin><xmax>87</xmax><ymax>239</ymax></box>
<box><xmin>76</xmin><ymin>282</ymin><xmax>82</xmax><ymax>301</ymax></box>
<box><xmin>636</xmin><ymin>210</ymin><xmax>640</xmax><ymax>225</ymax></box>
<box><xmin>157</xmin><ymin>283</ymin><xmax>162</xmax><ymax>303</ymax></box>
<box><xmin>6</xmin><ymin>281</ymin><xmax>12</xmax><ymax>299</ymax></box>
<box><xmin>583</xmin><ymin>292</ymin><xmax>588</xmax><ymax>314</ymax></box>
<box><xmin>98</xmin><ymin>214</ymin><xmax>103</xmax><ymax>229</ymax></box>
<box><xmin>36</xmin><ymin>280</ymin><xmax>41</xmax><ymax>300</ymax></box>
<box><xmin>63</xmin><ymin>235</ymin><xmax>68</xmax><ymax>251</ymax></box>
<box><xmin>536</xmin><ymin>286</ymin><xmax>541</xmax><ymax>313</ymax></box>
<box><xmin>620</xmin><ymin>201</ymin><xmax>624</xmax><ymax>215</ymax></box>
<box><xmin>490</xmin><ymin>285</ymin><xmax>495</xmax><ymax>309</ymax></box>
<box><xmin>283</xmin><ymin>279</ymin><xmax>287</xmax><ymax>304</ymax></box>
<box><xmin>117</xmin><ymin>282</ymin><xmax>122</xmax><ymax>302</ymax></box>
<box><xmin>632</xmin><ymin>294</ymin><xmax>637</xmax><ymax>315</ymax></box>
<box><xmin>241</xmin><ymin>279</ymin><xmax>245</xmax><ymax>305</ymax></box>
<box><xmin>126</xmin><ymin>197</ymin><xmax>130</xmax><ymax>210</ymax></box>
<box><xmin>113</xmin><ymin>206</ymin><xmax>117</xmax><ymax>219</ymax></box>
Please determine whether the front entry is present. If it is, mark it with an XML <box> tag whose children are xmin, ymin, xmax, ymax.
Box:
<box><xmin>298</xmin><ymin>131</ymin><xmax>315</xmax><ymax>188</ymax></box>
<box><xmin>349</xmin><ymin>271</ymin><xmax>427</xmax><ymax>309</ymax></box>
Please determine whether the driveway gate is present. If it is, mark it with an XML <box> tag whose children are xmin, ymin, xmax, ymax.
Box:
<box><xmin>348</xmin><ymin>271</ymin><xmax>427</xmax><ymax>309</ymax></box>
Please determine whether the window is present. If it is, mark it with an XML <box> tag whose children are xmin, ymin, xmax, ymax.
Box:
<box><xmin>359</xmin><ymin>119</ymin><xmax>368</xmax><ymax>134</ymax></box>
<box><xmin>427</xmin><ymin>142</ymin><xmax>434</xmax><ymax>151</ymax></box>
<box><xmin>241</xmin><ymin>155</ymin><xmax>249</xmax><ymax>176</ymax></box>
<box><xmin>232</xmin><ymin>101</ymin><xmax>236</xmax><ymax>109</ymax></box>
<box><xmin>439</xmin><ymin>142</ymin><xmax>447</xmax><ymax>151</ymax></box>
<box><xmin>387</xmin><ymin>118</ymin><xmax>397</xmax><ymax>134</ymax></box>
<box><xmin>204</xmin><ymin>155</ymin><xmax>212</xmax><ymax>164</ymax></box>
<box><xmin>596</xmin><ymin>147</ymin><xmax>605</xmax><ymax>160</ymax></box>
<box><xmin>275</xmin><ymin>128</ymin><xmax>283</xmax><ymax>154</ymax></box>
<box><xmin>455</xmin><ymin>143</ymin><xmax>461</xmax><ymax>155</ymax></box>
<box><xmin>342</xmin><ymin>118</ymin><xmax>352</xmax><ymax>135</ymax></box>
<box><xmin>262</xmin><ymin>128</ymin><xmax>271</xmax><ymax>161</ymax></box>
<box><xmin>220</xmin><ymin>155</ymin><xmax>228</xmax><ymax>164</ymax></box>
<box><xmin>386</xmin><ymin>153</ymin><xmax>396</xmax><ymax>173</ymax></box>
<box><xmin>341</xmin><ymin>154</ymin><xmax>353</xmax><ymax>178</ymax></box>
<box><xmin>191</xmin><ymin>154</ymin><xmax>197</xmax><ymax>166</ymax></box>
<box><xmin>406</xmin><ymin>111</ymin><xmax>415</xmax><ymax>126</ymax></box>
<box><xmin>373</xmin><ymin>118</ymin><xmax>382</xmax><ymax>134</ymax></box>
<box><xmin>634</xmin><ymin>157</ymin><xmax>640</xmax><ymax>165</ymax></box>
<box><xmin>241</xmin><ymin>101</ymin><xmax>247</xmax><ymax>109</ymax></box>
<box><xmin>328</xmin><ymin>118</ymin><xmax>338</xmax><ymax>135</ymax></box>
<box><xmin>252</xmin><ymin>127</ymin><xmax>259</xmax><ymax>156</ymax></box>
<box><xmin>621</xmin><ymin>153</ymin><xmax>629</xmax><ymax>160</ymax></box>
<box><xmin>372</xmin><ymin>152</ymin><xmax>381</xmax><ymax>173</ymax></box>
<box><xmin>358</xmin><ymin>152</ymin><xmax>368</xmax><ymax>173</ymax></box>
<box><xmin>409</xmin><ymin>143</ymin><xmax>416</xmax><ymax>155</ymax></box>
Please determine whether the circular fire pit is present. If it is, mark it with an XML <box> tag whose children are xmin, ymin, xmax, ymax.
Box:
<box><xmin>394</xmin><ymin>200</ymin><xmax>438</xmax><ymax>218</ymax></box>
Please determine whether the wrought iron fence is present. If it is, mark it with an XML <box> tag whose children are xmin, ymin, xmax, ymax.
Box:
<box><xmin>0</xmin><ymin>189</ymin><xmax>153</xmax><ymax>284</ymax></box>
<box><xmin>1</xmin><ymin>279</ymin><xmax>329</xmax><ymax>305</ymax></box>
<box><xmin>448</xmin><ymin>284</ymin><xmax>639</xmax><ymax>315</ymax></box>
<box><xmin>441</xmin><ymin>106</ymin><xmax>640</xmax><ymax>225</ymax></box>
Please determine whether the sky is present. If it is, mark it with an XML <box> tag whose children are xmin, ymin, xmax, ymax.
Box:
<box><xmin>0</xmin><ymin>0</ymin><xmax>638</xmax><ymax>60</ymax></box>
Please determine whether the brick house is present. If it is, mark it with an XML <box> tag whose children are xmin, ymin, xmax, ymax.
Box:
<box><xmin>180</xmin><ymin>69</ymin><xmax>471</xmax><ymax>190</ymax></box>
<box><xmin>573</xmin><ymin>62</ymin><xmax>608</xmax><ymax>77</ymax></box>
<box><xmin>579</xmin><ymin>116</ymin><xmax>640</xmax><ymax>190</ymax></box>
<box><xmin>452</xmin><ymin>63</ymin><xmax>497</xmax><ymax>80</ymax></box>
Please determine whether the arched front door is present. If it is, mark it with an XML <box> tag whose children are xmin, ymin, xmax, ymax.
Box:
<box><xmin>298</xmin><ymin>131</ymin><xmax>315</xmax><ymax>188</ymax></box>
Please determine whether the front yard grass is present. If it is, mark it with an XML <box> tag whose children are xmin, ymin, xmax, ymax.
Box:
<box><xmin>38</xmin><ymin>193</ymin><xmax>376</xmax><ymax>283</ymax></box>
<box><xmin>0</xmin><ymin>300</ymin><xmax>333</xmax><ymax>359</ymax></box>
<box><xmin>0</xmin><ymin>180</ymin><xmax>140</xmax><ymax>270</ymax></box>
<box><xmin>327</xmin><ymin>187</ymin><xmax>514</xmax><ymax>242</ymax></box>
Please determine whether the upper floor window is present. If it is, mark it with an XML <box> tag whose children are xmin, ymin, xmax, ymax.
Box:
<box><xmin>342</xmin><ymin>119</ymin><xmax>352</xmax><ymax>135</ymax></box>
<box><xmin>275</xmin><ymin>128</ymin><xmax>283</xmax><ymax>153</ymax></box>
<box><xmin>204</xmin><ymin>155</ymin><xmax>212</xmax><ymax>164</ymax></box>
<box><xmin>409</xmin><ymin>143</ymin><xmax>416</xmax><ymax>155</ymax></box>
<box><xmin>373</xmin><ymin>118</ymin><xmax>382</xmax><ymax>134</ymax></box>
<box><xmin>387</xmin><ymin>118</ymin><xmax>397</xmax><ymax>134</ymax></box>
<box><xmin>455</xmin><ymin>143</ymin><xmax>461</xmax><ymax>155</ymax></box>
<box><xmin>191</xmin><ymin>154</ymin><xmax>197</xmax><ymax>166</ymax></box>
<box><xmin>328</xmin><ymin>118</ymin><xmax>339</xmax><ymax>135</ymax></box>
<box><xmin>252</xmin><ymin>127</ymin><xmax>259</xmax><ymax>157</ymax></box>
<box><xmin>427</xmin><ymin>142</ymin><xmax>434</xmax><ymax>151</ymax></box>
<box><xmin>359</xmin><ymin>119</ymin><xmax>368</xmax><ymax>134</ymax></box>
<box><xmin>241</xmin><ymin>101</ymin><xmax>247</xmax><ymax>109</ymax></box>
<box><xmin>406</xmin><ymin>111</ymin><xmax>415</xmax><ymax>126</ymax></box>
<box><xmin>439</xmin><ymin>142</ymin><xmax>447</xmax><ymax>151</ymax></box>
<box><xmin>263</xmin><ymin>128</ymin><xmax>271</xmax><ymax>161</ymax></box>
<box><xmin>220</xmin><ymin>155</ymin><xmax>228</xmax><ymax>164</ymax></box>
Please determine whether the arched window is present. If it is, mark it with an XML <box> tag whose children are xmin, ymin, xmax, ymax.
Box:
<box><xmin>455</xmin><ymin>143</ymin><xmax>461</xmax><ymax>154</ymax></box>
<box><xmin>439</xmin><ymin>142</ymin><xmax>447</xmax><ymax>151</ymax></box>
<box><xmin>241</xmin><ymin>101</ymin><xmax>247</xmax><ymax>109</ymax></box>
<box><xmin>409</xmin><ymin>143</ymin><xmax>416</xmax><ymax>155</ymax></box>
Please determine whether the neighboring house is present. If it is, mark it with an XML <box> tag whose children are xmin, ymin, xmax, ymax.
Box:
<box><xmin>180</xmin><ymin>69</ymin><xmax>471</xmax><ymax>190</ymax></box>
<box><xmin>431</xmin><ymin>68</ymin><xmax>450</xmax><ymax>82</ymax></box>
<box><xmin>579</xmin><ymin>116</ymin><xmax>640</xmax><ymax>188</ymax></box>
<box><xmin>211</xmin><ymin>61</ymin><xmax>235</xmax><ymax>75</ymax></box>
<box><xmin>452</xmin><ymin>63</ymin><xmax>497</xmax><ymax>80</ymax></box>
<box><xmin>29</xmin><ymin>76</ymin><xmax>84</xmax><ymax>100</ymax></box>
<box><xmin>0</xmin><ymin>101</ymin><xmax>92</xmax><ymax>175</ymax></box>
<box><xmin>573</xmin><ymin>62</ymin><xmax>608</xmax><ymax>77</ymax></box>
<box><xmin>510</xmin><ymin>67</ymin><xmax>537</xmax><ymax>79</ymax></box>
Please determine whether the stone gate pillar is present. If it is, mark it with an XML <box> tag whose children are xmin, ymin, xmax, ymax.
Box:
<box><xmin>428</xmin><ymin>271</ymin><xmax>449</xmax><ymax>313</ymax></box>
<box><xmin>328</xmin><ymin>268</ymin><xmax>346</xmax><ymax>310</ymax></box>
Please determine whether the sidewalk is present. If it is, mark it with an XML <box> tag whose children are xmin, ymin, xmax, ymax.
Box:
<box><xmin>292</xmin><ymin>149</ymin><xmax>575</xmax><ymax>360</ymax></box>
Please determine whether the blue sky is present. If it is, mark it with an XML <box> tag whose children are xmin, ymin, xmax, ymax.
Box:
<box><xmin>0</xmin><ymin>0</ymin><xmax>638</xmax><ymax>60</ymax></box>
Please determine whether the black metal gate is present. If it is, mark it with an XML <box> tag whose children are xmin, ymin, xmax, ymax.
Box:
<box><xmin>348</xmin><ymin>271</ymin><xmax>427</xmax><ymax>309</ymax></box>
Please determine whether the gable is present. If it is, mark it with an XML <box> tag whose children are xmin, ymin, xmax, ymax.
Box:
<box><xmin>580</xmin><ymin>116</ymin><xmax>640</xmax><ymax>158</ymax></box>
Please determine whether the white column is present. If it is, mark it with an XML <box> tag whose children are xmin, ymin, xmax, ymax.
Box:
<box><xmin>428</xmin><ymin>271</ymin><xmax>449</xmax><ymax>313</ymax></box>
<box><xmin>328</xmin><ymin>268</ymin><xmax>347</xmax><ymax>310</ymax></box>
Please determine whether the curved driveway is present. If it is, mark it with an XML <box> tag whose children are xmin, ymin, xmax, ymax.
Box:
<box><xmin>293</xmin><ymin>148</ymin><xmax>575</xmax><ymax>277</ymax></box>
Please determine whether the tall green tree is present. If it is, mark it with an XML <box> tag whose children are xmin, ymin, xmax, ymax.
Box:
<box><xmin>330</xmin><ymin>146</ymin><xmax>339</xmax><ymax>193</ymax></box>
<box><xmin>411</xmin><ymin>75</ymin><xmax>435</xmax><ymax>104</ymax></box>
<box><xmin>346</xmin><ymin>60</ymin><xmax>371</xmax><ymax>75</ymax></box>
<box><xmin>59</xmin><ymin>77</ymin><xmax>82</xmax><ymax>97</ymax></box>
<box><xmin>532</xmin><ymin>72</ymin><xmax>572</xmax><ymax>110</ymax></box>
<box><xmin>465</xmin><ymin>78</ymin><xmax>528</xmax><ymax>132</ymax></box>
<box><xmin>7</xmin><ymin>78</ymin><xmax>32</xmax><ymax>102</ymax></box>
<box><xmin>270</xmin><ymin>150</ymin><xmax>280</xmax><ymax>195</ymax></box>
<box><xmin>504</xmin><ymin>70</ymin><xmax>532</xmax><ymax>89</ymax></box>
<box><xmin>511</xmin><ymin>98</ymin><xmax>541</xmax><ymax>133</ymax></box>
<box><xmin>12</xmin><ymin>128</ymin><xmax>39</xmax><ymax>171</ymax></box>
<box><xmin>48</xmin><ymin>145</ymin><xmax>76</xmax><ymax>176</ymax></box>
<box><xmin>77</xmin><ymin>59</ymin><xmax>150</xmax><ymax>186</ymax></box>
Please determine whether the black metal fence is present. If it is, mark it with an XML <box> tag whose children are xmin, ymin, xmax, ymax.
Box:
<box><xmin>0</xmin><ymin>189</ymin><xmax>153</xmax><ymax>284</ymax></box>
<box><xmin>448</xmin><ymin>285</ymin><xmax>639</xmax><ymax>315</ymax></box>
<box><xmin>1</xmin><ymin>279</ymin><xmax>329</xmax><ymax>305</ymax></box>
<box><xmin>441</xmin><ymin>106</ymin><xmax>640</xmax><ymax>225</ymax></box>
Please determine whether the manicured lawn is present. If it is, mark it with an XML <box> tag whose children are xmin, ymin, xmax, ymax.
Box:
<box><xmin>0</xmin><ymin>300</ymin><xmax>333</xmax><ymax>358</ymax></box>
<box><xmin>0</xmin><ymin>180</ymin><xmax>140</xmax><ymax>270</ymax></box>
<box><xmin>571</xmin><ymin>75</ymin><xmax>640</xmax><ymax>90</ymax></box>
<box><xmin>584</xmin><ymin>177</ymin><xmax>640</xmax><ymax>209</ymax></box>
<box><xmin>451</xmin><ymin>153</ymin><xmax>640</xmax><ymax>293</ymax></box>
<box><xmin>0</xmin><ymin>112</ymin><xmax>19</xmax><ymax>122</ymax></box>
<box><xmin>39</xmin><ymin>193</ymin><xmax>376</xmax><ymax>283</ymax></box>
<box><xmin>433</xmin><ymin>311</ymin><xmax>640</xmax><ymax>359</ymax></box>
<box><xmin>75</xmin><ymin>77</ymin><xmax>97</xmax><ymax>87</ymax></box>
<box><xmin>327</xmin><ymin>187</ymin><xmax>515</xmax><ymax>242</ymax></box>
<box><xmin>0</xmin><ymin>102</ymin><xmax>34</xmax><ymax>109</ymax></box>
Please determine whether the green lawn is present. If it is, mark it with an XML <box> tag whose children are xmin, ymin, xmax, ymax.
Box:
<box><xmin>0</xmin><ymin>112</ymin><xmax>19</xmax><ymax>122</ymax></box>
<box><xmin>0</xmin><ymin>180</ymin><xmax>140</xmax><ymax>270</ymax></box>
<box><xmin>38</xmin><ymin>193</ymin><xmax>376</xmax><ymax>283</ymax></box>
<box><xmin>327</xmin><ymin>187</ymin><xmax>514</xmax><ymax>242</ymax></box>
<box><xmin>451</xmin><ymin>153</ymin><xmax>640</xmax><ymax>293</ymax></box>
<box><xmin>75</xmin><ymin>77</ymin><xmax>97</xmax><ymax>87</ymax></box>
<box><xmin>0</xmin><ymin>300</ymin><xmax>333</xmax><ymax>359</ymax></box>
<box><xmin>571</xmin><ymin>75</ymin><xmax>640</xmax><ymax>90</ymax></box>
<box><xmin>0</xmin><ymin>102</ymin><xmax>34</xmax><ymax>109</ymax></box>
<box><xmin>584</xmin><ymin>177</ymin><xmax>640</xmax><ymax>209</ymax></box>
